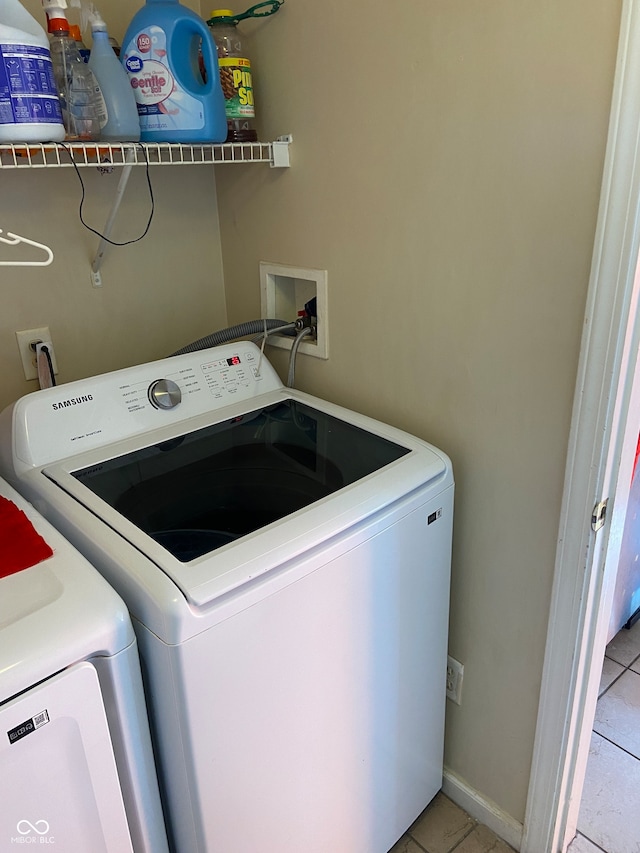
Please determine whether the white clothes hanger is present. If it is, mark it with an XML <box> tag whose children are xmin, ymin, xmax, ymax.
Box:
<box><xmin>0</xmin><ymin>229</ymin><xmax>53</xmax><ymax>266</ymax></box>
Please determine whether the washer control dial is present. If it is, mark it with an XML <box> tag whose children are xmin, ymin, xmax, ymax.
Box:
<box><xmin>148</xmin><ymin>378</ymin><xmax>182</xmax><ymax>410</ymax></box>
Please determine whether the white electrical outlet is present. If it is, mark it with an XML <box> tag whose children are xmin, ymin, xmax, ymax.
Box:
<box><xmin>16</xmin><ymin>327</ymin><xmax>57</xmax><ymax>380</ymax></box>
<box><xmin>446</xmin><ymin>655</ymin><xmax>464</xmax><ymax>705</ymax></box>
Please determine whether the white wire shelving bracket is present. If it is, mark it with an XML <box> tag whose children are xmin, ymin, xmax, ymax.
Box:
<box><xmin>0</xmin><ymin>135</ymin><xmax>292</xmax><ymax>286</ymax></box>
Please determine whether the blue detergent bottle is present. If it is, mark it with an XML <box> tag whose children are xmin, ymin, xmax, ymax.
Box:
<box><xmin>87</xmin><ymin>7</ymin><xmax>140</xmax><ymax>141</ymax></box>
<box><xmin>121</xmin><ymin>0</ymin><xmax>227</xmax><ymax>143</ymax></box>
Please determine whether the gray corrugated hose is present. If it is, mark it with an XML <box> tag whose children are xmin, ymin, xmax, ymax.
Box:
<box><xmin>170</xmin><ymin>319</ymin><xmax>294</xmax><ymax>356</ymax></box>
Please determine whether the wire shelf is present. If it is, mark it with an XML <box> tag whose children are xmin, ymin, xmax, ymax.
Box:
<box><xmin>0</xmin><ymin>138</ymin><xmax>290</xmax><ymax>169</ymax></box>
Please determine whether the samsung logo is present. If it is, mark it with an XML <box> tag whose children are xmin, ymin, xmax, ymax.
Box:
<box><xmin>52</xmin><ymin>394</ymin><xmax>93</xmax><ymax>411</ymax></box>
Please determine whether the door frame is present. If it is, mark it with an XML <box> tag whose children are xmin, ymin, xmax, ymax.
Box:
<box><xmin>522</xmin><ymin>2</ymin><xmax>640</xmax><ymax>850</ymax></box>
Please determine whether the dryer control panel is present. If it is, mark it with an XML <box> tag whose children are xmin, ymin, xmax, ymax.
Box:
<box><xmin>7</xmin><ymin>343</ymin><xmax>284</xmax><ymax>470</ymax></box>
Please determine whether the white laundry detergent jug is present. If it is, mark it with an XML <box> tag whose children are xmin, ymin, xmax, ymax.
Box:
<box><xmin>0</xmin><ymin>0</ymin><xmax>65</xmax><ymax>142</ymax></box>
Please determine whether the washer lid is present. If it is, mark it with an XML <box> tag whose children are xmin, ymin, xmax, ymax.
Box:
<box><xmin>42</xmin><ymin>392</ymin><xmax>452</xmax><ymax>609</ymax></box>
<box><xmin>0</xmin><ymin>478</ymin><xmax>133</xmax><ymax>702</ymax></box>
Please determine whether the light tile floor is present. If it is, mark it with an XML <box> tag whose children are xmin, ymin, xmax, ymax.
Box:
<box><xmin>388</xmin><ymin>792</ymin><xmax>515</xmax><ymax>853</ymax></box>
<box><xmin>387</xmin><ymin>617</ymin><xmax>640</xmax><ymax>853</ymax></box>
<box><xmin>568</xmin><ymin>618</ymin><xmax>640</xmax><ymax>853</ymax></box>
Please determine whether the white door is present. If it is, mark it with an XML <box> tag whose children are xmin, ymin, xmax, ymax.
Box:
<box><xmin>522</xmin><ymin>2</ymin><xmax>640</xmax><ymax>850</ymax></box>
<box><xmin>0</xmin><ymin>661</ymin><xmax>134</xmax><ymax>852</ymax></box>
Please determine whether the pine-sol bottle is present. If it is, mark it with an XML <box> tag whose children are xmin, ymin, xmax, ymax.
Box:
<box><xmin>208</xmin><ymin>9</ymin><xmax>257</xmax><ymax>142</ymax></box>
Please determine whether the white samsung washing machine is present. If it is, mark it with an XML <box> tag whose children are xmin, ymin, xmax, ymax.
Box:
<box><xmin>0</xmin><ymin>342</ymin><xmax>454</xmax><ymax>853</ymax></box>
<box><xmin>0</xmin><ymin>477</ymin><xmax>168</xmax><ymax>853</ymax></box>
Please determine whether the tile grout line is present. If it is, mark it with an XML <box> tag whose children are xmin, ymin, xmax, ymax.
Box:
<box><xmin>591</xmin><ymin>728</ymin><xmax>640</xmax><ymax>762</ymax></box>
<box><xmin>596</xmin><ymin>652</ymin><xmax>640</xmax><ymax>760</ymax></box>
<box><xmin>604</xmin><ymin>642</ymin><xmax>640</xmax><ymax>671</ymax></box>
<box><xmin>407</xmin><ymin>820</ymin><xmax>479</xmax><ymax>853</ymax></box>
<box><xmin>449</xmin><ymin>823</ymin><xmax>481</xmax><ymax>850</ymax></box>
<box><xmin>600</xmin><ymin>655</ymin><xmax>626</xmax><ymax>696</ymax></box>
<box><xmin>404</xmin><ymin>832</ymin><xmax>429</xmax><ymax>853</ymax></box>
<box><xmin>581</xmin><ymin>643</ymin><xmax>640</xmax><ymax>852</ymax></box>
<box><xmin>575</xmin><ymin>829</ymin><xmax>609</xmax><ymax>853</ymax></box>
<box><xmin>600</xmin><ymin>652</ymin><xmax>640</xmax><ymax>699</ymax></box>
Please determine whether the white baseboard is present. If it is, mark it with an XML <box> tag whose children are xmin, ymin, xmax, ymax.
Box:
<box><xmin>442</xmin><ymin>767</ymin><xmax>524</xmax><ymax>851</ymax></box>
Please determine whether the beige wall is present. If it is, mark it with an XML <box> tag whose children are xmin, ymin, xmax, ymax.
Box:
<box><xmin>0</xmin><ymin>0</ymin><xmax>227</xmax><ymax>412</ymax></box>
<box><xmin>214</xmin><ymin>0</ymin><xmax>622</xmax><ymax>824</ymax></box>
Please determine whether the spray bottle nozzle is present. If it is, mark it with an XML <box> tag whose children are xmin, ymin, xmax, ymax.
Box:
<box><xmin>89</xmin><ymin>9</ymin><xmax>108</xmax><ymax>31</ymax></box>
<box><xmin>61</xmin><ymin>0</ymin><xmax>108</xmax><ymax>36</ymax></box>
<box><xmin>41</xmin><ymin>0</ymin><xmax>69</xmax><ymax>17</ymax></box>
<box><xmin>76</xmin><ymin>0</ymin><xmax>107</xmax><ymax>34</ymax></box>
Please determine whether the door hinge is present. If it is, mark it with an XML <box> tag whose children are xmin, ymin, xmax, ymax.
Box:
<box><xmin>591</xmin><ymin>498</ymin><xmax>609</xmax><ymax>532</ymax></box>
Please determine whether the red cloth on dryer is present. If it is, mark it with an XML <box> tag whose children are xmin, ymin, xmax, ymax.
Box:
<box><xmin>0</xmin><ymin>495</ymin><xmax>53</xmax><ymax>578</ymax></box>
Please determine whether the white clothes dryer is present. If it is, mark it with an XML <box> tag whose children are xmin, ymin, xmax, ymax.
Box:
<box><xmin>0</xmin><ymin>342</ymin><xmax>454</xmax><ymax>853</ymax></box>
<box><xmin>0</xmin><ymin>477</ymin><xmax>168</xmax><ymax>853</ymax></box>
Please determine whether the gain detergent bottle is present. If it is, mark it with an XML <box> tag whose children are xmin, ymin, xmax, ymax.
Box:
<box><xmin>121</xmin><ymin>0</ymin><xmax>226</xmax><ymax>143</ymax></box>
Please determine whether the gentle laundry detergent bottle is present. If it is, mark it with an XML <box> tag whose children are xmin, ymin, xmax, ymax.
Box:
<box><xmin>121</xmin><ymin>0</ymin><xmax>227</xmax><ymax>143</ymax></box>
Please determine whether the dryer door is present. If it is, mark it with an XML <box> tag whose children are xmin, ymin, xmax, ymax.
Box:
<box><xmin>0</xmin><ymin>661</ymin><xmax>134</xmax><ymax>852</ymax></box>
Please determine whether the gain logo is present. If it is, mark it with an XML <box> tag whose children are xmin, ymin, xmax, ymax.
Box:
<box><xmin>12</xmin><ymin>820</ymin><xmax>54</xmax><ymax>844</ymax></box>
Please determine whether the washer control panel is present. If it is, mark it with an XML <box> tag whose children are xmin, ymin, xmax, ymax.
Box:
<box><xmin>11</xmin><ymin>343</ymin><xmax>284</xmax><ymax>469</ymax></box>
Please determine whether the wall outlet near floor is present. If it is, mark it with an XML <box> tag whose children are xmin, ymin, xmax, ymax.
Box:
<box><xmin>446</xmin><ymin>655</ymin><xmax>464</xmax><ymax>705</ymax></box>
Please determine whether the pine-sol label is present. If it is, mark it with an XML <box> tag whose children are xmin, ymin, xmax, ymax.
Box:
<box><xmin>218</xmin><ymin>57</ymin><xmax>255</xmax><ymax>118</ymax></box>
